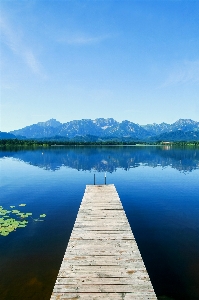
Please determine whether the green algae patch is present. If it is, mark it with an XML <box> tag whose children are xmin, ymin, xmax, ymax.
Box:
<box><xmin>0</xmin><ymin>204</ymin><xmax>46</xmax><ymax>237</ymax></box>
<box><xmin>0</xmin><ymin>209</ymin><xmax>9</xmax><ymax>216</ymax></box>
<box><xmin>40</xmin><ymin>214</ymin><xmax>46</xmax><ymax>218</ymax></box>
<box><xmin>12</xmin><ymin>210</ymin><xmax>20</xmax><ymax>214</ymax></box>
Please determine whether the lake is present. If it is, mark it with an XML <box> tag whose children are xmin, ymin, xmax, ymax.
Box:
<box><xmin>0</xmin><ymin>146</ymin><xmax>199</xmax><ymax>300</ymax></box>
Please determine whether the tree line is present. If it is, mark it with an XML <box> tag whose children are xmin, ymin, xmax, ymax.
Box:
<box><xmin>0</xmin><ymin>139</ymin><xmax>199</xmax><ymax>148</ymax></box>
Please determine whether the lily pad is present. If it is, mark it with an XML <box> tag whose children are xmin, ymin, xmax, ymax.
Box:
<box><xmin>0</xmin><ymin>210</ymin><xmax>8</xmax><ymax>216</ymax></box>
<box><xmin>0</xmin><ymin>205</ymin><xmax>46</xmax><ymax>237</ymax></box>
<box><xmin>40</xmin><ymin>214</ymin><xmax>46</xmax><ymax>218</ymax></box>
<box><xmin>0</xmin><ymin>231</ymin><xmax>10</xmax><ymax>236</ymax></box>
<box><xmin>19</xmin><ymin>220</ymin><xmax>28</xmax><ymax>225</ymax></box>
<box><xmin>12</xmin><ymin>210</ymin><xmax>20</xmax><ymax>214</ymax></box>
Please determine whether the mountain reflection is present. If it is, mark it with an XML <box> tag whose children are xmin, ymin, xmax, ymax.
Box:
<box><xmin>1</xmin><ymin>146</ymin><xmax>199</xmax><ymax>173</ymax></box>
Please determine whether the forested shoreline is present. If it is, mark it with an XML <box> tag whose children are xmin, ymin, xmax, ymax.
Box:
<box><xmin>0</xmin><ymin>139</ymin><xmax>199</xmax><ymax>148</ymax></box>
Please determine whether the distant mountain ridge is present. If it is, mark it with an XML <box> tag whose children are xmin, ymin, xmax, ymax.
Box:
<box><xmin>37</xmin><ymin>119</ymin><xmax>62</xmax><ymax>128</ymax></box>
<box><xmin>142</xmin><ymin>119</ymin><xmax>199</xmax><ymax>136</ymax></box>
<box><xmin>4</xmin><ymin>118</ymin><xmax>199</xmax><ymax>141</ymax></box>
<box><xmin>0</xmin><ymin>132</ymin><xmax>16</xmax><ymax>139</ymax></box>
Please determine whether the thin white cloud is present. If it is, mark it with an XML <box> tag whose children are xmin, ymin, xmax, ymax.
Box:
<box><xmin>57</xmin><ymin>32</ymin><xmax>110</xmax><ymax>45</ymax></box>
<box><xmin>0</xmin><ymin>17</ymin><xmax>19</xmax><ymax>53</ymax></box>
<box><xmin>24</xmin><ymin>49</ymin><xmax>42</xmax><ymax>75</ymax></box>
<box><xmin>0</xmin><ymin>16</ymin><xmax>46</xmax><ymax>78</ymax></box>
<box><xmin>161</xmin><ymin>60</ymin><xmax>199</xmax><ymax>87</ymax></box>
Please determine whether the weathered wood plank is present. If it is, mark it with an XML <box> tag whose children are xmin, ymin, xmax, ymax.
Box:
<box><xmin>65</xmin><ymin>240</ymin><xmax>138</xmax><ymax>249</ymax></box>
<box><xmin>51</xmin><ymin>184</ymin><xmax>157</xmax><ymax>299</ymax></box>
<box><xmin>64</xmin><ymin>249</ymin><xmax>140</xmax><ymax>257</ymax></box>
<box><xmin>55</xmin><ymin>276</ymin><xmax>152</xmax><ymax>285</ymax></box>
<box><xmin>53</xmin><ymin>284</ymin><xmax>156</xmax><ymax>293</ymax></box>
<box><xmin>51</xmin><ymin>292</ymin><xmax>157</xmax><ymax>300</ymax></box>
<box><xmin>74</xmin><ymin>221</ymin><xmax>130</xmax><ymax>227</ymax></box>
<box><xmin>57</xmin><ymin>268</ymin><xmax>149</xmax><ymax>278</ymax></box>
<box><xmin>62</xmin><ymin>255</ymin><xmax>144</xmax><ymax>263</ymax></box>
<box><xmin>59</xmin><ymin>263</ymin><xmax>147</xmax><ymax>271</ymax></box>
<box><xmin>70</xmin><ymin>233</ymin><xmax>134</xmax><ymax>240</ymax></box>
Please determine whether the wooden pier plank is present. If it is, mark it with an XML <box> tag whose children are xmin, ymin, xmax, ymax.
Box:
<box><xmin>51</xmin><ymin>184</ymin><xmax>157</xmax><ymax>299</ymax></box>
<box><xmin>51</xmin><ymin>293</ymin><xmax>156</xmax><ymax>300</ymax></box>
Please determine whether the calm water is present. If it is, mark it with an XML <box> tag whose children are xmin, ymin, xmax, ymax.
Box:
<box><xmin>0</xmin><ymin>146</ymin><xmax>199</xmax><ymax>300</ymax></box>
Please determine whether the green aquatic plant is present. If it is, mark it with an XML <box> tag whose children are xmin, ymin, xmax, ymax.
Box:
<box><xmin>40</xmin><ymin>214</ymin><xmax>46</xmax><ymax>218</ymax></box>
<box><xmin>0</xmin><ymin>204</ymin><xmax>46</xmax><ymax>237</ymax></box>
<box><xmin>12</xmin><ymin>210</ymin><xmax>20</xmax><ymax>214</ymax></box>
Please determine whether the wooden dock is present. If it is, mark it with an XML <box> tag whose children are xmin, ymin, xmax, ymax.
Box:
<box><xmin>51</xmin><ymin>184</ymin><xmax>157</xmax><ymax>299</ymax></box>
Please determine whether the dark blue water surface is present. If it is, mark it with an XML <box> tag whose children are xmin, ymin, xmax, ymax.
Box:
<box><xmin>0</xmin><ymin>146</ymin><xmax>199</xmax><ymax>300</ymax></box>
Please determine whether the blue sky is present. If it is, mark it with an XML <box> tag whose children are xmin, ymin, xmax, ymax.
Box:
<box><xmin>1</xmin><ymin>0</ymin><xmax>199</xmax><ymax>131</ymax></box>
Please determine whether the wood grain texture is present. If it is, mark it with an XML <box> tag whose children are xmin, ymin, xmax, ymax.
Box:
<box><xmin>51</xmin><ymin>184</ymin><xmax>157</xmax><ymax>299</ymax></box>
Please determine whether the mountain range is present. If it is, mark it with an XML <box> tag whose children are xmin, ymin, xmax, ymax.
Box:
<box><xmin>1</xmin><ymin>118</ymin><xmax>199</xmax><ymax>141</ymax></box>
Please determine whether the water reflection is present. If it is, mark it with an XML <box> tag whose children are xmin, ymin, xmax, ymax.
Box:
<box><xmin>1</xmin><ymin>146</ymin><xmax>199</xmax><ymax>173</ymax></box>
<box><xmin>1</xmin><ymin>146</ymin><xmax>199</xmax><ymax>300</ymax></box>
